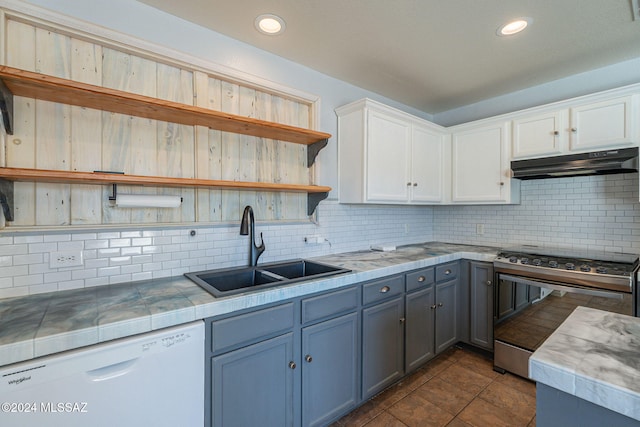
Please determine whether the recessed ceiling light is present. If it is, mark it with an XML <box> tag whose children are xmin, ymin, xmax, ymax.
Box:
<box><xmin>255</xmin><ymin>14</ymin><xmax>286</xmax><ymax>35</ymax></box>
<box><xmin>497</xmin><ymin>17</ymin><xmax>532</xmax><ymax>36</ymax></box>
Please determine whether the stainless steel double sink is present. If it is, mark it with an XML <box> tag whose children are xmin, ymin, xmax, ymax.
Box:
<box><xmin>185</xmin><ymin>259</ymin><xmax>351</xmax><ymax>297</ymax></box>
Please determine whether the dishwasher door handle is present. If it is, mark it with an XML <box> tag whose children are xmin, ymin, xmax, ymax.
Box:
<box><xmin>86</xmin><ymin>358</ymin><xmax>138</xmax><ymax>382</ymax></box>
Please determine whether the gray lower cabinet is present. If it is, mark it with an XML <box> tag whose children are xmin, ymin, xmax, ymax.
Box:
<box><xmin>434</xmin><ymin>278</ymin><xmax>458</xmax><ymax>353</ymax></box>
<box><xmin>469</xmin><ymin>261</ymin><xmax>494</xmax><ymax>350</ymax></box>
<box><xmin>361</xmin><ymin>275</ymin><xmax>405</xmax><ymax>400</ymax></box>
<box><xmin>211</xmin><ymin>333</ymin><xmax>295</xmax><ymax>427</ymax></box>
<box><xmin>207</xmin><ymin>288</ymin><xmax>359</xmax><ymax>427</ymax></box>
<box><xmin>302</xmin><ymin>312</ymin><xmax>358</xmax><ymax>427</ymax></box>
<box><xmin>405</xmin><ymin>285</ymin><xmax>435</xmax><ymax>372</ymax></box>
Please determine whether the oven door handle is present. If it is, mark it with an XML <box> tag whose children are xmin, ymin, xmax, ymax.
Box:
<box><xmin>498</xmin><ymin>274</ymin><xmax>625</xmax><ymax>300</ymax></box>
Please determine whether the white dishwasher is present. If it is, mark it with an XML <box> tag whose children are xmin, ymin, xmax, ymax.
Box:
<box><xmin>0</xmin><ymin>320</ymin><xmax>204</xmax><ymax>427</ymax></box>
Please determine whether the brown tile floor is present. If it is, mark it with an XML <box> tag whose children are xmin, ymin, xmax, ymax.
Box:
<box><xmin>332</xmin><ymin>347</ymin><xmax>536</xmax><ymax>427</ymax></box>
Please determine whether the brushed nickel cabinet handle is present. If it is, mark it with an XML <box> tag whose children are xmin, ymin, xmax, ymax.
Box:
<box><xmin>444</xmin><ymin>269</ymin><xmax>451</xmax><ymax>275</ymax></box>
<box><xmin>430</xmin><ymin>304</ymin><xmax>437</xmax><ymax>310</ymax></box>
<box><xmin>305</xmin><ymin>355</ymin><xmax>313</xmax><ymax>363</ymax></box>
<box><xmin>399</xmin><ymin>317</ymin><xmax>406</xmax><ymax>324</ymax></box>
<box><xmin>486</xmin><ymin>280</ymin><xmax>492</xmax><ymax>286</ymax></box>
<box><xmin>438</xmin><ymin>302</ymin><xmax>444</xmax><ymax>307</ymax></box>
<box><xmin>418</xmin><ymin>276</ymin><xmax>425</xmax><ymax>282</ymax></box>
<box><xmin>380</xmin><ymin>285</ymin><xmax>390</xmax><ymax>293</ymax></box>
<box><xmin>289</xmin><ymin>361</ymin><xmax>296</xmax><ymax>369</ymax></box>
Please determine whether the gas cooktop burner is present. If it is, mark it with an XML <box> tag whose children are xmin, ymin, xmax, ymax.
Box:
<box><xmin>495</xmin><ymin>246</ymin><xmax>639</xmax><ymax>278</ymax></box>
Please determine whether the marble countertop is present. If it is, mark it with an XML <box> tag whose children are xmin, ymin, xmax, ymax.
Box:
<box><xmin>529</xmin><ymin>306</ymin><xmax>640</xmax><ymax>422</ymax></box>
<box><xmin>0</xmin><ymin>241</ymin><xmax>498</xmax><ymax>367</ymax></box>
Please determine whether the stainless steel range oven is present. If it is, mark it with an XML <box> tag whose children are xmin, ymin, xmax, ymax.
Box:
<box><xmin>493</xmin><ymin>246</ymin><xmax>639</xmax><ymax>379</ymax></box>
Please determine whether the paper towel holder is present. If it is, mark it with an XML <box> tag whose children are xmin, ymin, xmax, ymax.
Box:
<box><xmin>108</xmin><ymin>184</ymin><xmax>183</xmax><ymax>208</ymax></box>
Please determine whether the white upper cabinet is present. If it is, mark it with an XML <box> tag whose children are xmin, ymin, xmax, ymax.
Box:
<box><xmin>512</xmin><ymin>95</ymin><xmax>637</xmax><ymax>160</ymax></box>
<box><xmin>451</xmin><ymin>121</ymin><xmax>519</xmax><ymax>204</ymax></box>
<box><xmin>337</xmin><ymin>99</ymin><xmax>446</xmax><ymax>205</ymax></box>
<box><xmin>512</xmin><ymin>111</ymin><xmax>566</xmax><ymax>159</ymax></box>
<box><xmin>366</xmin><ymin>110</ymin><xmax>412</xmax><ymax>202</ymax></box>
<box><xmin>569</xmin><ymin>96</ymin><xmax>635</xmax><ymax>151</ymax></box>
<box><xmin>411</xmin><ymin>125</ymin><xmax>445</xmax><ymax>203</ymax></box>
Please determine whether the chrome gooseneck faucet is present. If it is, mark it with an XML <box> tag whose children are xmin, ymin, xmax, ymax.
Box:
<box><xmin>240</xmin><ymin>205</ymin><xmax>265</xmax><ymax>266</ymax></box>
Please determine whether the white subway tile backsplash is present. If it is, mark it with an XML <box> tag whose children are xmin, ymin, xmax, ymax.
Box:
<box><xmin>0</xmin><ymin>173</ymin><xmax>638</xmax><ymax>299</ymax></box>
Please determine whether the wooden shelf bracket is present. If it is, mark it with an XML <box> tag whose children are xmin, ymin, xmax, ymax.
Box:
<box><xmin>308</xmin><ymin>138</ymin><xmax>328</xmax><ymax>167</ymax></box>
<box><xmin>307</xmin><ymin>191</ymin><xmax>328</xmax><ymax>216</ymax></box>
<box><xmin>0</xmin><ymin>179</ymin><xmax>14</xmax><ymax>221</ymax></box>
<box><xmin>0</xmin><ymin>79</ymin><xmax>13</xmax><ymax>135</ymax></box>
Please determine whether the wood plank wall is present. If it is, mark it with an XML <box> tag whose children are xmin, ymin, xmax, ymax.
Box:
<box><xmin>2</xmin><ymin>15</ymin><xmax>313</xmax><ymax>228</ymax></box>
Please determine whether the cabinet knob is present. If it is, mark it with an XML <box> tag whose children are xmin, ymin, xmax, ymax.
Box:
<box><xmin>486</xmin><ymin>280</ymin><xmax>492</xmax><ymax>286</ymax></box>
<box><xmin>380</xmin><ymin>285</ymin><xmax>390</xmax><ymax>293</ymax></box>
<box><xmin>553</xmin><ymin>130</ymin><xmax>559</xmax><ymax>136</ymax></box>
<box><xmin>430</xmin><ymin>304</ymin><xmax>437</xmax><ymax>310</ymax></box>
<box><xmin>305</xmin><ymin>355</ymin><xmax>313</xmax><ymax>363</ymax></box>
<box><xmin>418</xmin><ymin>276</ymin><xmax>425</xmax><ymax>282</ymax></box>
<box><xmin>399</xmin><ymin>317</ymin><xmax>406</xmax><ymax>324</ymax></box>
<box><xmin>571</xmin><ymin>127</ymin><xmax>577</xmax><ymax>133</ymax></box>
<box><xmin>406</xmin><ymin>182</ymin><xmax>412</xmax><ymax>186</ymax></box>
<box><xmin>289</xmin><ymin>361</ymin><xmax>296</xmax><ymax>370</ymax></box>
<box><xmin>499</xmin><ymin>182</ymin><xmax>504</xmax><ymax>186</ymax></box>
<box><xmin>438</xmin><ymin>302</ymin><xmax>444</xmax><ymax>308</ymax></box>
<box><xmin>413</xmin><ymin>183</ymin><xmax>418</xmax><ymax>187</ymax></box>
<box><xmin>444</xmin><ymin>269</ymin><xmax>451</xmax><ymax>275</ymax></box>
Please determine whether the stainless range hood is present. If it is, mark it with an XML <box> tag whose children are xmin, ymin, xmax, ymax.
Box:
<box><xmin>511</xmin><ymin>147</ymin><xmax>638</xmax><ymax>180</ymax></box>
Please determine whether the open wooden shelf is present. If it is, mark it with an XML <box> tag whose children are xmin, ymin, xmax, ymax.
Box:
<box><xmin>0</xmin><ymin>167</ymin><xmax>330</xmax><ymax>193</ymax></box>
<box><xmin>0</xmin><ymin>66</ymin><xmax>331</xmax><ymax>165</ymax></box>
<box><xmin>0</xmin><ymin>167</ymin><xmax>330</xmax><ymax>219</ymax></box>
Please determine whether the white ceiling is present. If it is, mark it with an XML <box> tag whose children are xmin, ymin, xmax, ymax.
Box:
<box><xmin>138</xmin><ymin>0</ymin><xmax>640</xmax><ymax>114</ymax></box>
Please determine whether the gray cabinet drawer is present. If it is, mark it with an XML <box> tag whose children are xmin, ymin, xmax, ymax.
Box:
<box><xmin>210</xmin><ymin>302</ymin><xmax>294</xmax><ymax>354</ymax></box>
<box><xmin>301</xmin><ymin>286</ymin><xmax>358</xmax><ymax>324</ymax></box>
<box><xmin>362</xmin><ymin>275</ymin><xmax>404</xmax><ymax>306</ymax></box>
<box><xmin>406</xmin><ymin>268</ymin><xmax>434</xmax><ymax>292</ymax></box>
<box><xmin>435</xmin><ymin>262</ymin><xmax>458</xmax><ymax>282</ymax></box>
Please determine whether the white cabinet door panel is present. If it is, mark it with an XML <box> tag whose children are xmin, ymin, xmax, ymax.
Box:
<box><xmin>366</xmin><ymin>111</ymin><xmax>411</xmax><ymax>202</ymax></box>
<box><xmin>452</xmin><ymin>123</ymin><xmax>509</xmax><ymax>203</ymax></box>
<box><xmin>512</xmin><ymin>111</ymin><xmax>565</xmax><ymax>159</ymax></box>
<box><xmin>411</xmin><ymin>126</ymin><xmax>443</xmax><ymax>203</ymax></box>
<box><xmin>570</xmin><ymin>96</ymin><xmax>634</xmax><ymax>151</ymax></box>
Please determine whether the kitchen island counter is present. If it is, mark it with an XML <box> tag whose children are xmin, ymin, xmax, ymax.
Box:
<box><xmin>0</xmin><ymin>241</ymin><xmax>498</xmax><ymax>367</ymax></box>
<box><xmin>529</xmin><ymin>305</ymin><xmax>640</xmax><ymax>424</ymax></box>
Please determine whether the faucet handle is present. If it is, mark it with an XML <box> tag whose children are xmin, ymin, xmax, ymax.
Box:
<box><xmin>257</xmin><ymin>232</ymin><xmax>265</xmax><ymax>251</ymax></box>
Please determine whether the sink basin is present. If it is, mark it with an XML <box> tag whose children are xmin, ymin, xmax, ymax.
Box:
<box><xmin>185</xmin><ymin>259</ymin><xmax>350</xmax><ymax>297</ymax></box>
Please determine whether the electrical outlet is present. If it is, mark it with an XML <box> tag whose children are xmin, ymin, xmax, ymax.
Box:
<box><xmin>50</xmin><ymin>250</ymin><xmax>84</xmax><ymax>268</ymax></box>
<box><xmin>476</xmin><ymin>224</ymin><xmax>485</xmax><ymax>235</ymax></box>
<box><xmin>304</xmin><ymin>236</ymin><xmax>323</xmax><ymax>244</ymax></box>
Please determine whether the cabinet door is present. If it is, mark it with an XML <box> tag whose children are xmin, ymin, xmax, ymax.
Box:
<box><xmin>211</xmin><ymin>333</ymin><xmax>295</xmax><ymax>427</ymax></box>
<box><xmin>362</xmin><ymin>297</ymin><xmax>404</xmax><ymax>399</ymax></box>
<box><xmin>569</xmin><ymin>96</ymin><xmax>635</xmax><ymax>151</ymax></box>
<box><xmin>302</xmin><ymin>312</ymin><xmax>358</xmax><ymax>427</ymax></box>
<box><xmin>469</xmin><ymin>262</ymin><xmax>494</xmax><ymax>350</ymax></box>
<box><xmin>435</xmin><ymin>278</ymin><xmax>458</xmax><ymax>354</ymax></box>
<box><xmin>451</xmin><ymin>122</ymin><xmax>510</xmax><ymax>203</ymax></box>
<box><xmin>410</xmin><ymin>125</ymin><xmax>444</xmax><ymax>203</ymax></box>
<box><xmin>366</xmin><ymin>110</ymin><xmax>411</xmax><ymax>202</ymax></box>
<box><xmin>405</xmin><ymin>286</ymin><xmax>435</xmax><ymax>372</ymax></box>
<box><xmin>512</xmin><ymin>111</ymin><xmax>565</xmax><ymax>159</ymax></box>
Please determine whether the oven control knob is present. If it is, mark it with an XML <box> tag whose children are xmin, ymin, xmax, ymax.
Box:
<box><xmin>508</xmin><ymin>256</ymin><xmax>518</xmax><ymax>263</ymax></box>
<box><xmin>520</xmin><ymin>257</ymin><xmax>530</xmax><ymax>265</ymax></box>
<box><xmin>532</xmin><ymin>258</ymin><xmax>542</xmax><ymax>266</ymax></box>
<box><xmin>596</xmin><ymin>266</ymin><xmax>608</xmax><ymax>274</ymax></box>
<box><xmin>565</xmin><ymin>263</ymin><xmax>576</xmax><ymax>270</ymax></box>
<box><xmin>548</xmin><ymin>260</ymin><xmax>558</xmax><ymax>268</ymax></box>
<box><xmin>580</xmin><ymin>264</ymin><xmax>591</xmax><ymax>272</ymax></box>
